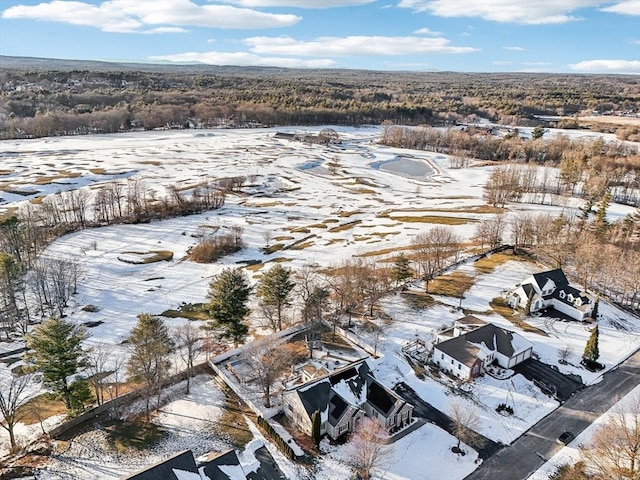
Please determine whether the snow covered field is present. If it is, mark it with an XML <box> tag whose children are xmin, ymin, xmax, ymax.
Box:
<box><xmin>1</xmin><ymin>126</ymin><xmax>639</xmax><ymax>478</ymax></box>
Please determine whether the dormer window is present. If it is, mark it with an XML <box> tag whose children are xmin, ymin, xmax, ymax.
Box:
<box><xmin>575</xmin><ymin>298</ymin><xmax>582</xmax><ymax>306</ymax></box>
<box><xmin>559</xmin><ymin>290</ymin><xmax>566</xmax><ymax>299</ymax></box>
<box><xmin>567</xmin><ymin>293</ymin><xmax>574</xmax><ymax>303</ymax></box>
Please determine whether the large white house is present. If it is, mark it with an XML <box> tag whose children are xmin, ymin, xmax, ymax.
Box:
<box><xmin>507</xmin><ymin>268</ymin><xmax>594</xmax><ymax>321</ymax></box>
<box><xmin>432</xmin><ymin>316</ymin><xmax>534</xmax><ymax>381</ymax></box>
<box><xmin>282</xmin><ymin>359</ymin><xmax>413</xmax><ymax>440</ymax></box>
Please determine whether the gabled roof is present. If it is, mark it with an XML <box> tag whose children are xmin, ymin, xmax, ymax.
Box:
<box><xmin>328</xmin><ymin>393</ymin><xmax>349</xmax><ymax>426</ymax></box>
<box><xmin>122</xmin><ymin>450</ymin><xmax>198</xmax><ymax>480</ymax></box>
<box><xmin>201</xmin><ymin>450</ymin><xmax>245</xmax><ymax>480</ymax></box>
<box><xmin>297</xmin><ymin>381</ymin><xmax>331</xmax><ymax>419</ymax></box>
<box><xmin>435</xmin><ymin>323</ymin><xmax>532</xmax><ymax>366</ymax></box>
<box><xmin>532</xmin><ymin>269</ymin><xmax>569</xmax><ymax>290</ymax></box>
<box><xmin>366</xmin><ymin>381</ymin><xmax>396</xmax><ymax>415</ymax></box>
<box><xmin>435</xmin><ymin>335</ymin><xmax>482</xmax><ymax>368</ymax></box>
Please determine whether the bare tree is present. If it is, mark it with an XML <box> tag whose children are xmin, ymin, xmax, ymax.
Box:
<box><xmin>413</xmin><ymin>227</ymin><xmax>462</xmax><ymax>293</ymax></box>
<box><xmin>473</xmin><ymin>214</ymin><xmax>507</xmax><ymax>251</ymax></box>
<box><xmin>242</xmin><ymin>337</ymin><xmax>291</xmax><ymax>408</ymax></box>
<box><xmin>175</xmin><ymin>323</ymin><xmax>202</xmax><ymax>394</ymax></box>
<box><xmin>347</xmin><ymin>417</ymin><xmax>393</xmax><ymax>480</ymax></box>
<box><xmin>28</xmin><ymin>258</ymin><xmax>82</xmax><ymax>318</ymax></box>
<box><xmin>558</xmin><ymin>345</ymin><xmax>573</xmax><ymax>365</ymax></box>
<box><xmin>86</xmin><ymin>344</ymin><xmax>111</xmax><ymax>406</ymax></box>
<box><xmin>581</xmin><ymin>393</ymin><xmax>640</xmax><ymax>480</ymax></box>
<box><xmin>0</xmin><ymin>372</ymin><xmax>35</xmax><ymax>452</ymax></box>
<box><xmin>449</xmin><ymin>399</ymin><xmax>481</xmax><ymax>453</ymax></box>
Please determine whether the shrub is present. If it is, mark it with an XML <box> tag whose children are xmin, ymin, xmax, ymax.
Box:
<box><xmin>188</xmin><ymin>229</ymin><xmax>244</xmax><ymax>263</ymax></box>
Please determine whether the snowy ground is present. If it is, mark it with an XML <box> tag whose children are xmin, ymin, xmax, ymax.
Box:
<box><xmin>1</xmin><ymin>126</ymin><xmax>639</xmax><ymax>477</ymax></box>
<box><xmin>33</xmin><ymin>374</ymin><xmax>298</xmax><ymax>480</ymax></box>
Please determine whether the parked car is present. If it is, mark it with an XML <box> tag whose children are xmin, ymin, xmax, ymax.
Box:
<box><xmin>556</xmin><ymin>431</ymin><xmax>575</xmax><ymax>445</ymax></box>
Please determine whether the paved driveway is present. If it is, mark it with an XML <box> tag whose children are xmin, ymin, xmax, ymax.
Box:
<box><xmin>513</xmin><ymin>358</ymin><xmax>583</xmax><ymax>402</ymax></box>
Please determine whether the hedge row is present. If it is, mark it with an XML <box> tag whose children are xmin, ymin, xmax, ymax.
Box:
<box><xmin>257</xmin><ymin>416</ymin><xmax>295</xmax><ymax>460</ymax></box>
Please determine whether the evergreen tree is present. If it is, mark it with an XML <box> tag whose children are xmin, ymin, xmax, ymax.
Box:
<box><xmin>311</xmin><ymin>409</ymin><xmax>321</xmax><ymax>447</ymax></box>
<box><xmin>591</xmin><ymin>298</ymin><xmax>599</xmax><ymax>320</ymax></box>
<box><xmin>127</xmin><ymin>313</ymin><xmax>175</xmax><ymax>418</ymax></box>
<box><xmin>24</xmin><ymin>317</ymin><xmax>88</xmax><ymax>410</ymax></box>
<box><xmin>583</xmin><ymin>324</ymin><xmax>600</xmax><ymax>363</ymax></box>
<box><xmin>205</xmin><ymin>268</ymin><xmax>251</xmax><ymax>346</ymax></box>
<box><xmin>257</xmin><ymin>264</ymin><xmax>295</xmax><ymax>331</ymax></box>
<box><xmin>390</xmin><ymin>252</ymin><xmax>413</xmax><ymax>287</ymax></box>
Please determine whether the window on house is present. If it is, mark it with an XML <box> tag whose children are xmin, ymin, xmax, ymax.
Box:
<box><xmin>441</xmin><ymin>353</ymin><xmax>444</xmax><ymax>360</ymax></box>
<box><xmin>458</xmin><ymin>363</ymin><xmax>461</xmax><ymax>370</ymax></box>
<box><xmin>339</xmin><ymin>423</ymin><xmax>348</xmax><ymax>434</ymax></box>
<box><xmin>451</xmin><ymin>359</ymin><xmax>454</xmax><ymax>364</ymax></box>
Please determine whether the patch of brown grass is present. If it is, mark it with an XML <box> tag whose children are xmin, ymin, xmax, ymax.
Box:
<box><xmin>385</xmin><ymin>215</ymin><xmax>476</xmax><ymax>225</ymax></box>
<box><xmin>322</xmin><ymin>218</ymin><xmax>340</xmax><ymax>224</ymax></box>
<box><xmin>428</xmin><ymin>271</ymin><xmax>475</xmax><ymax>298</ymax></box>
<box><xmin>401</xmin><ymin>291</ymin><xmax>436</xmax><ymax>309</ymax></box>
<box><xmin>17</xmin><ymin>394</ymin><xmax>67</xmax><ymax>425</ymax></box>
<box><xmin>263</xmin><ymin>243</ymin><xmax>285</xmax><ymax>254</ymax></box>
<box><xmin>89</xmin><ymin>168</ymin><xmax>106</xmax><ymax>175</ymax></box>
<box><xmin>338</xmin><ymin>210</ymin><xmax>361</xmax><ymax>217</ymax></box>
<box><xmin>474</xmin><ymin>252</ymin><xmax>519</xmax><ymax>274</ymax></box>
<box><xmin>290</xmin><ymin>241</ymin><xmax>314</xmax><ymax>250</ymax></box>
<box><xmin>490</xmin><ymin>297</ymin><xmax>548</xmax><ymax>335</ymax></box>
<box><xmin>328</xmin><ymin>220</ymin><xmax>362</xmax><ymax>232</ymax></box>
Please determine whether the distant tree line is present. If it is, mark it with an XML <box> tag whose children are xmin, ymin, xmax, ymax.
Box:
<box><xmin>0</xmin><ymin>66</ymin><xmax>638</xmax><ymax>139</ymax></box>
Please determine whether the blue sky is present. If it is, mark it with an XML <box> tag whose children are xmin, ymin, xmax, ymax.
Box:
<box><xmin>0</xmin><ymin>0</ymin><xmax>638</xmax><ymax>73</ymax></box>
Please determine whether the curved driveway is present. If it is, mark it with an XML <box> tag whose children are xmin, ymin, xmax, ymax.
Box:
<box><xmin>465</xmin><ymin>349</ymin><xmax>640</xmax><ymax>480</ymax></box>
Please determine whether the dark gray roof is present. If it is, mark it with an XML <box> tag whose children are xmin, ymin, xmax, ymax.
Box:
<box><xmin>297</xmin><ymin>381</ymin><xmax>331</xmax><ymax>418</ymax></box>
<box><xmin>366</xmin><ymin>381</ymin><xmax>396</xmax><ymax>415</ymax></box>
<box><xmin>435</xmin><ymin>324</ymin><xmax>531</xmax><ymax>366</ymax></box>
<box><xmin>201</xmin><ymin>450</ymin><xmax>244</xmax><ymax>480</ymax></box>
<box><xmin>122</xmin><ymin>450</ymin><xmax>198</xmax><ymax>480</ymax></box>
<box><xmin>532</xmin><ymin>269</ymin><xmax>569</xmax><ymax>290</ymax></box>
<box><xmin>522</xmin><ymin>283</ymin><xmax>535</xmax><ymax>298</ymax></box>
<box><xmin>435</xmin><ymin>334</ymin><xmax>481</xmax><ymax>368</ymax></box>
<box><xmin>328</xmin><ymin>393</ymin><xmax>349</xmax><ymax>426</ymax></box>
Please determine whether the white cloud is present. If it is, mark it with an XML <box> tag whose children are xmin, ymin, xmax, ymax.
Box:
<box><xmin>397</xmin><ymin>0</ymin><xmax>635</xmax><ymax>24</ymax></box>
<box><xmin>492</xmin><ymin>60</ymin><xmax>512</xmax><ymax>65</ymax></box>
<box><xmin>142</xmin><ymin>27</ymin><xmax>188</xmax><ymax>34</ymax></box>
<box><xmin>633</xmin><ymin>39</ymin><xmax>640</xmax><ymax>44</ymax></box>
<box><xmin>522</xmin><ymin>61</ymin><xmax>551</xmax><ymax>65</ymax></box>
<box><xmin>601</xmin><ymin>0</ymin><xmax>640</xmax><ymax>15</ymax></box>
<box><xmin>503</xmin><ymin>46</ymin><xmax>525</xmax><ymax>51</ymax></box>
<box><xmin>243</xmin><ymin>35</ymin><xmax>478</xmax><ymax>56</ymax></box>
<box><xmin>1</xmin><ymin>0</ymin><xmax>300</xmax><ymax>32</ymax></box>
<box><xmin>219</xmin><ymin>0</ymin><xmax>376</xmax><ymax>7</ymax></box>
<box><xmin>413</xmin><ymin>27</ymin><xmax>442</xmax><ymax>35</ymax></box>
<box><xmin>569</xmin><ymin>59</ymin><xmax>640</xmax><ymax>73</ymax></box>
<box><xmin>149</xmin><ymin>51</ymin><xmax>335</xmax><ymax>67</ymax></box>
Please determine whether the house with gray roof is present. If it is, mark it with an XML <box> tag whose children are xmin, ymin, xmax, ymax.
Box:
<box><xmin>122</xmin><ymin>449</ymin><xmax>247</xmax><ymax>480</ymax></box>
<box><xmin>507</xmin><ymin>268</ymin><xmax>594</xmax><ymax>321</ymax></box>
<box><xmin>433</xmin><ymin>316</ymin><xmax>533</xmax><ymax>381</ymax></box>
<box><xmin>282</xmin><ymin>359</ymin><xmax>413</xmax><ymax>440</ymax></box>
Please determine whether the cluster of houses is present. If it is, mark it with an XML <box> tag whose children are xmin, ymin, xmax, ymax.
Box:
<box><xmin>123</xmin><ymin>268</ymin><xmax>594</xmax><ymax>478</ymax></box>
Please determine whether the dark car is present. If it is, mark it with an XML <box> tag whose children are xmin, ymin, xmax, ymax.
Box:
<box><xmin>556</xmin><ymin>431</ymin><xmax>575</xmax><ymax>445</ymax></box>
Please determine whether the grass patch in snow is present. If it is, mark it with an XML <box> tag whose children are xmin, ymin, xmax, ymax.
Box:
<box><xmin>490</xmin><ymin>297</ymin><xmax>548</xmax><ymax>335</ymax></box>
<box><xmin>89</xmin><ymin>168</ymin><xmax>106</xmax><ymax>175</ymax></box>
<box><xmin>290</xmin><ymin>241</ymin><xmax>314</xmax><ymax>250</ymax></box>
<box><xmin>401</xmin><ymin>290</ymin><xmax>436</xmax><ymax>309</ymax></box>
<box><xmin>272</xmin><ymin>236</ymin><xmax>294</xmax><ymax>241</ymax></box>
<box><xmin>474</xmin><ymin>252</ymin><xmax>518</xmax><ymax>274</ymax></box>
<box><xmin>386</xmin><ymin>215</ymin><xmax>476</xmax><ymax>225</ymax></box>
<box><xmin>17</xmin><ymin>393</ymin><xmax>67</xmax><ymax>425</ymax></box>
<box><xmin>322</xmin><ymin>218</ymin><xmax>339</xmax><ymax>224</ymax></box>
<box><xmin>428</xmin><ymin>271</ymin><xmax>475</xmax><ymax>298</ymax></box>
<box><xmin>263</xmin><ymin>243</ymin><xmax>285</xmax><ymax>254</ymax></box>
<box><xmin>118</xmin><ymin>250</ymin><xmax>174</xmax><ymax>264</ymax></box>
<box><xmin>338</xmin><ymin>210</ymin><xmax>361</xmax><ymax>217</ymax></box>
<box><xmin>213</xmin><ymin>386</ymin><xmax>255</xmax><ymax>449</ymax></box>
<box><xmin>106</xmin><ymin>418</ymin><xmax>167</xmax><ymax>453</ymax></box>
<box><xmin>161</xmin><ymin>303</ymin><xmax>208</xmax><ymax>321</ymax></box>
<box><xmin>328</xmin><ymin>220</ymin><xmax>362</xmax><ymax>232</ymax></box>
<box><xmin>245</xmin><ymin>262</ymin><xmax>265</xmax><ymax>272</ymax></box>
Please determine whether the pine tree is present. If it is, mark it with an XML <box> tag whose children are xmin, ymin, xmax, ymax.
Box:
<box><xmin>311</xmin><ymin>409</ymin><xmax>321</xmax><ymax>447</ymax></box>
<box><xmin>257</xmin><ymin>264</ymin><xmax>295</xmax><ymax>331</ymax></box>
<box><xmin>24</xmin><ymin>317</ymin><xmax>88</xmax><ymax>410</ymax></box>
<box><xmin>583</xmin><ymin>324</ymin><xmax>600</xmax><ymax>363</ymax></box>
<box><xmin>591</xmin><ymin>298</ymin><xmax>599</xmax><ymax>320</ymax></box>
<box><xmin>127</xmin><ymin>313</ymin><xmax>175</xmax><ymax>418</ymax></box>
<box><xmin>205</xmin><ymin>268</ymin><xmax>251</xmax><ymax>346</ymax></box>
<box><xmin>391</xmin><ymin>252</ymin><xmax>413</xmax><ymax>287</ymax></box>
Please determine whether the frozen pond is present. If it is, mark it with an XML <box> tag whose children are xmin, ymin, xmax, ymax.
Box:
<box><xmin>371</xmin><ymin>155</ymin><xmax>435</xmax><ymax>180</ymax></box>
